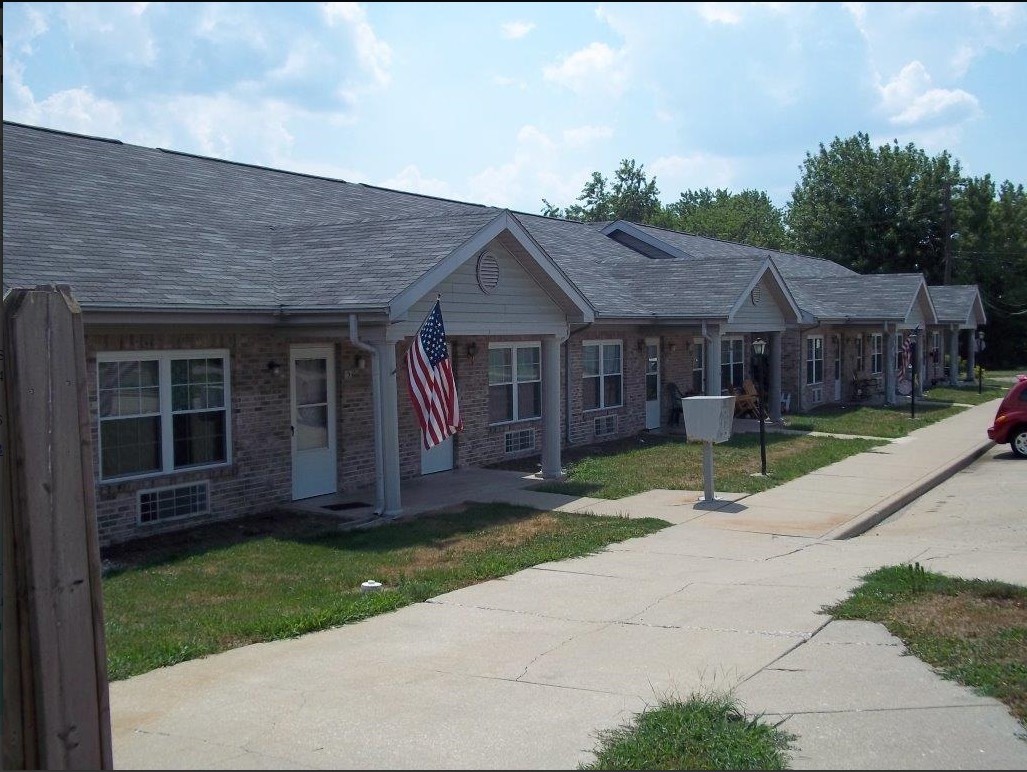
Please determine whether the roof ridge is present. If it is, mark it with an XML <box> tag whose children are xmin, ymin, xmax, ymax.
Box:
<box><xmin>270</xmin><ymin>209</ymin><xmax>503</xmax><ymax>233</ymax></box>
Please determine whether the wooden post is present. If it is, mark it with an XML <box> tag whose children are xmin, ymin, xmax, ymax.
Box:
<box><xmin>2</xmin><ymin>285</ymin><xmax>113</xmax><ymax>770</ymax></box>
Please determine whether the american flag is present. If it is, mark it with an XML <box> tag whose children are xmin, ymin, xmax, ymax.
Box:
<box><xmin>407</xmin><ymin>300</ymin><xmax>462</xmax><ymax>449</ymax></box>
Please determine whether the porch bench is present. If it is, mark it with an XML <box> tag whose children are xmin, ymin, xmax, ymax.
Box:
<box><xmin>851</xmin><ymin>374</ymin><xmax>883</xmax><ymax>401</ymax></box>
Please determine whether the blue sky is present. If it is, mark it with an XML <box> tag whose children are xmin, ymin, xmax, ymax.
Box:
<box><xmin>4</xmin><ymin>2</ymin><xmax>1026</xmax><ymax>214</ymax></box>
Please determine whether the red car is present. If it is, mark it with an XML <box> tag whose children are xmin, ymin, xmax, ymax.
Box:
<box><xmin>987</xmin><ymin>374</ymin><xmax>1027</xmax><ymax>458</ymax></box>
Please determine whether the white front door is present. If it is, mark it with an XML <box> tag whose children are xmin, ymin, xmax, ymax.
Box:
<box><xmin>290</xmin><ymin>345</ymin><xmax>337</xmax><ymax>500</ymax></box>
<box><xmin>421</xmin><ymin>432</ymin><xmax>454</xmax><ymax>474</ymax></box>
<box><xmin>645</xmin><ymin>338</ymin><xmax>661</xmax><ymax>429</ymax></box>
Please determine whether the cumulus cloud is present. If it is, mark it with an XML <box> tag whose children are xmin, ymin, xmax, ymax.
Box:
<box><xmin>321</xmin><ymin>2</ymin><xmax>393</xmax><ymax>86</ymax></box>
<box><xmin>562</xmin><ymin>125</ymin><xmax>614</xmax><ymax>148</ymax></box>
<box><xmin>696</xmin><ymin>2</ymin><xmax>745</xmax><ymax>25</ymax></box>
<box><xmin>501</xmin><ymin>21</ymin><xmax>535</xmax><ymax>39</ymax></box>
<box><xmin>543</xmin><ymin>42</ymin><xmax>627</xmax><ymax>95</ymax></box>
<box><xmin>879</xmin><ymin>61</ymin><xmax>980</xmax><ymax>127</ymax></box>
<box><xmin>649</xmin><ymin>153</ymin><xmax>737</xmax><ymax>197</ymax></box>
<box><xmin>382</xmin><ymin>165</ymin><xmax>453</xmax><ymax>198</ymax></box>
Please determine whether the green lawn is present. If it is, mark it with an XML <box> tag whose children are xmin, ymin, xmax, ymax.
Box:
<box><xmin>784</xmin><ymin>403</ymin><xmax>966</xmax><ymax>438</ymax></box>
<box><xmin>826</xmin><ymin>564</ymin><xmax>1027</xmax><ymax>728</ymax></box>
<box><xmin>532</xmin><ymin>433</ymin><xmax>883</xmax><ymax>499</ymax></box>
<box><xmin>923</xmin><ymin>383</ymin><xmax>1006</xmax><ymax>405</ymax></box>
<box><xmin>102</xmin><ymin>504</ymin><xmax>669</xmax><ymax>680</ymax></box>
<box><xmin>581</xmin><ymin>692</ymin><xmax>794</xmax><ymax>770</ymax></box>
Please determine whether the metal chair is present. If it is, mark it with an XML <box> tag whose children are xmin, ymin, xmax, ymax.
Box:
<box><xmin>666</xmin><ymin>382</ymin><xmax>684</xmax><ymax>426</ymax></box>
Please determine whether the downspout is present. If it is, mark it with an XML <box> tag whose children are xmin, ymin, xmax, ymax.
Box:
<box><xmin>349</xmin><ymin>314</ymin><xmax>385</xmax><ymax>516</ymax></box>
<box><xmin>564</xmin><ymin>321</ymin><xmax>594</xmax><ymax>444</ymax></box>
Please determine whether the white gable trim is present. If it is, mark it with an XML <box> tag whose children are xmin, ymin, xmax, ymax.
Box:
<box><xmin>726</xmin><ymin>258</ymin><xmax>802</xmax><ymax>325</ymax></box>
<box><xmin>389</xmin><ymin>211</ymin><xmax>594</xmax><ymax>324</ymax></box>
<box><xmin>904</xmin><ymin>279</ymin><xmax>938</xmax><ymax>326</ymax></box>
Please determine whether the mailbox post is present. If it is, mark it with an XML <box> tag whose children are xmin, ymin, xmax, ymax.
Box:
<box><xmin>681</xmin><ymin>395</ymin><xmax>736</xmax><ymax>504</ymax></box>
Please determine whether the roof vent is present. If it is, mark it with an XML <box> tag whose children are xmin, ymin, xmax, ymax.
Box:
<box><xmin>477</xmin><ymin>251</ymin><xmax>500</xmax><ymax>294</ymax></box>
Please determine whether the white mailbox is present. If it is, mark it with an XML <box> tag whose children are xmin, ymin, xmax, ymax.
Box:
<box><xmin>681</xmin><ymin>396</ymin><xmax>736</xmax><ymax>443</ymax></box>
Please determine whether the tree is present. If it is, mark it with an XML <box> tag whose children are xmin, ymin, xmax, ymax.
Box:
<box><xmin>668</xmin><ymin>188</ymin><xmax>787</xmax><ymax>249</ymax></box>
<box><xmin>786</xmin><ymin>133</ymin><xmax>961</xmax><ymax>280</ymax></box>
<box><xmin>540</xmin><ymin>159</ymin><xmax>663</xmax><ymax>223</ymax></box>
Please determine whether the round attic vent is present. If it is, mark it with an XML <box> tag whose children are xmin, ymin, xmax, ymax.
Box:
<box><xmin>477</xmin><ymin>251</ymin><xmax>500</xmax><ymax>294</ymax></box>
<box><xmin>750</xmin><ymin>286</ymin><xmax>763</xmax><ymax>305</ymax></box>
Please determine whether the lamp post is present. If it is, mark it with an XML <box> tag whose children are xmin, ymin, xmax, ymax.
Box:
<box><xmin>975</xmin><ymin>331</ymin><xmax>986</xmax><ymax>394</ymax></box>
<box><xmin>752</xmin><ymin>337</ymin><xmax>768</xmax><ymax>476</ymax></box>
<box><xmin>909</xmin><ymin>327</ymin><xmax>920</xmax><ymax>420</ymax></box>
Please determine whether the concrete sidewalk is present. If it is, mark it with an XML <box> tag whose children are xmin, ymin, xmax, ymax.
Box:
<box><xmin>110</xmin><ymin>399</ymin><xmax>1027</xmax><ymax>770</ymax></box>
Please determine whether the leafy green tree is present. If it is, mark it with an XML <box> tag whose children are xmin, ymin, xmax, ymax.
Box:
<box><xmin>668</xmin><ymin>188</ymin><xmax>787</xmax><ymax>249</ymax></box>
<box><xmin>786</xmin><ymin>133</ymin><xmax>961</xmax><ymax>280</ymax></box>
<box><xmin>540</xmin><ymin>159</ymin><xmax>663</xmax><ymax>223</ymax></box>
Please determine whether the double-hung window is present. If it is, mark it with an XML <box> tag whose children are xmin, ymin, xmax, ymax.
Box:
<box><xmin>692</xmin><ymin>339</ymin><xmax>706</xmax><ymax>394</ymax></box>
<box><xmin>806</xmin><ymin>336</ymin><xmax>824</xmax><ymax>385</ymax></box>
<box><xmin>488</xmin><ymin>343</ymin><xmax>541</xmax><ymax>424</ymax></box>
<box><xmin>720</xmin><ymin>337</ymin><xmax>744</xmax><ymax>391</ymax></box>
<box><xmin>855</xmin><ymin>336</ymin><xmax>865</xmax><ymax>373</ymax></box>
<box><xmin>870</xmin><ymin>334</ymin><xmax>883</xmax><ymax>374</ymax></box>
<box><xmin>583</xmin><ymin>341</ymin><xmax>622</xmax><ymax>410</ymax></box>
<box><xmin>98</xmin><ymin>350</ymin><xmax>231</xmax><ymax>480</ymax></box>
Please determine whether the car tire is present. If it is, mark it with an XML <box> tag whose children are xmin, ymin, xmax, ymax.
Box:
<box><xmin>1012</xmin><ymin>426</ymin><xmax>1027</xmax><ymax>458</ymax></box>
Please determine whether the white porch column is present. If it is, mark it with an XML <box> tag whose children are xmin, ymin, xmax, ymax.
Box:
<box><xmin>707</xmin><ymin>324</ymin><xmax>722</xmax><ymax>397</ymax></box>
<box><xmin>769</xmin><ymin>331</ymin><xmax>782</xmax><ymax>422</ymax></box>
<box><xmin>966</xmin><ymin>329</ymin><xmax>976</xmax><ymax>380</ymax></box>
<box><xmin>884</xmin><ymin>325</ymin><xmax>896</xmax><ymax>404</ymax></box>
<box><xmin>541</xmin><ymin>335</ymin><xmax>563</xmax><ymax>479</ymax></box>
<box><xmin>376</xmin><ymin>341</ymin><xmax>403</xmax><ymax>517</ymax></box>
<box><xmin>948</xmin><ymin>327</ymin><xmax>960</xmax><ymax>386</ymax></box>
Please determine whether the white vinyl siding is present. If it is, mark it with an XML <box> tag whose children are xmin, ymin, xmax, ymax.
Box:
<box><xmin>806</xmin><ymin>336</ymin><xmax>824</xmax><ymax>385</ymax></box>
<box><xmin>488</xmin><ymin>343</ymin><xmax>541</xmax><ymax>424</ymax></box>
<box><xmin>583</xmin><ymin>341</ymin><xmax>623</xmax><ymax>411</ymax></box>
<box><xmin>98</xmin><ymin>349</ymin><xmax>231</xmax><ymax>481</ymax></box>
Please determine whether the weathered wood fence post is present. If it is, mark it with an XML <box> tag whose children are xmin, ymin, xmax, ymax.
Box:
<box><xmin>2</xmin><ymin>285</ymin><xmax>113</xmax><ymax>770</ymax></box>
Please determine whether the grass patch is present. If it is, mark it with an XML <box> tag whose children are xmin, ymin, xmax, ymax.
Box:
<box><xmin>531</xmin><ymin>433</ymin><xmax>883</xmax><ymax>499</ymax></box>
<box><xmin>102</xmin><ymin>504</ymin><xmax>668</xmax><ymax>680</ymax></box>
<box><xmin>580</xmin><ymin>692</ymin><xmax>794</xmax><ymax>770</ymax></box>
<box><xmin>825</xmin><ymin>563</ymin><xmax>1027</xmax><ymax>728</ymax></box>
<box><xmin>784</xmin><ymin>403</ymin><xmax>965</xmax><ymax>438</ymax></box>
<box><xmin>923</xmin><ymin>384</ymin><xmax>1007</xmax><ymax>405</ymax></box>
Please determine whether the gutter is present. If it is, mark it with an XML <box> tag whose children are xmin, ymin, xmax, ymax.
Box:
<box><xmin>349</xmin><ymin>314</ymin><xmax>385</xmax><ymax>516</ymax></box>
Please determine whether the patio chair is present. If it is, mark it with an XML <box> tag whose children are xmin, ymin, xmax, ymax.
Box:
<box><xmin>733</xmin><ymin>379</ymin><xmax>763</xmax><ymax>418</ymax></box>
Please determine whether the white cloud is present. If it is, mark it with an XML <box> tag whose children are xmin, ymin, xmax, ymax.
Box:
<box><xmin>696</xmin><ymin>3</ymin><xmax>745</xmax><ymax>25</ymax></box>
<box><xmin>492</xmin><ymin>75</ymin><xmax>528</xmax><ymax>90</ymax></box>
<box><xmin>649</xmin><ymin>153</ymin><xmax>737</xmax><ymax>198</ymax></box>
<box><xmin>321</xmin><ymin>2</ymin><xmax>392</xmax><ymax>87</ymax></box>
<box><xmin>501</xmin><ymin>21</ymin><xmax>535</xmax><ymax>39</ymax></box>
<box><xmin>543</xmin><ymin>42</ymin><xmax>627</xmax><ymax>95</ymax></box>
<box><xmin>562</xmin><ymin>125</ymin><xmax>614</xmax><ymax>148</ymax></box>
<box><xmin>879</xmin><ymin>61</ymin><xmax>980</xmax><ymax>127</ymax></box>
<box><xmin>468</xmin><ymin>125</ymin><xmax>562</xmax><ymax>208</ymax></box>
<box><xmin>381</xmin><ymin>165</ymin><xmax>452</xmax><ymax>198</ymax></box>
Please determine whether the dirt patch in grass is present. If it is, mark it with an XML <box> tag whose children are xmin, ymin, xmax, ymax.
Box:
<box><xmin>890</xmin><ymin>593</ymin><xmax>1027</xmax><ymax>640</ymax></box>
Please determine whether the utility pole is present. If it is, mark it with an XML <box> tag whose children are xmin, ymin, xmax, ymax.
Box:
<box><xmin>942</xmin><ymin>180</ymin><xmax>953</xmax><ymax>285</ymax></box>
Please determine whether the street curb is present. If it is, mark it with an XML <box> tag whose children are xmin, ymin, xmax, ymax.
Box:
<box><xmin>827</xmin><ymin>439</ymin><xmax>996</xmax><ymax>540</ymax></box>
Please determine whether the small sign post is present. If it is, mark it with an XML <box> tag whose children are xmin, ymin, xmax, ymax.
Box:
<box><xmin>680</xmin><ymin>396</ymin><xmax>736</xmax><ymax>504</ymax></box>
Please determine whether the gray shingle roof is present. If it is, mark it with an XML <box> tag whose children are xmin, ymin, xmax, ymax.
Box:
<box><xmin>788</xmin><ymin>274</ymin><xmax>927</xmax><ymax>321</ymax></box>
<box><xmin>928</xmin><ymin>285</ymin><xmax>981</xmax><ymax>323</ymax></box>
<box><xmin>3</xmin><ymin>122</ymin><xmax>489</xmax><ymax>309</ymax></box>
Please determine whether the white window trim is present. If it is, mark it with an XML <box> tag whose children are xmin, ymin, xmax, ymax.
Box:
<box><xmin>488</xmin><ymin>342</ymin><xmax>542</xmax><ymax>426</ymax></box>
<box><xmin>582</xmin><ymin>339</ymin><xmax>624</xmax><ymax>412</ymax></box>
<box><xmin>721</xmin><ymin>336</ymin><xmax>745</xmax><ymax>389</ymax></box>
<box><xmin>870</xmin><ymin>333</ymin><xmax>884</xmax><ymax>374</ymax></box>
<box><xmin>806</xmin><ymin>335</ymin><xmax>825</xmax><ymax>385</ymax></box>
<box><xmin>855</xmin><ymin>336</ymin><xmax>865</xmax><ymax>373</ymax></box>
<box><xmin>692</xmin><ymin>337</ymin><xmax>705</xmax><ymax>394</ymax></box>
<box><xmin>97</xmin><ymin>348</ymin><xmax>233</xmax><ymax>483</ymax></box>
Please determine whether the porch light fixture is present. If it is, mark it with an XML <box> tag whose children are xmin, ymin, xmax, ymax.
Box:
<box><xmin>466</xmin><ymin>341</ymin><xmax>478</xmax><ymax>362</ymax></box>
<box><xmin>638</xmin><ymin>339</ymin><xmax>646</xmax><ymax>353</ymax></box>
<box><xmin>667</xmin><ymin>341</ymin><xmax>676</xmax><ymax>353</ymax></box>
<box><xmin>267</xmin><ymin>360</ymin><xmax>282</xmax><ymax>377</ymax></box>
<box><xmin>354</xmin><ymin>354</ymin><xmax>366</xmax><ymax>370</ymax></box>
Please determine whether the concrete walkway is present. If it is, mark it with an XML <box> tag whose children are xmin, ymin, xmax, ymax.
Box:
<box><xmin>110</xmin><ymin>399</ymin><xmax>1027</xmax><ymax>770</ymax></box>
